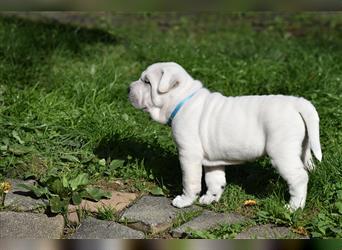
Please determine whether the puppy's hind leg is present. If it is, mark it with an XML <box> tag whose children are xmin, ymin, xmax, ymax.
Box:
<box><xmin>199</xmin><ymin>166</ymin><xmax>226</xmax><ymax>205</ymax></box>
<box><xmin>271</xmin><ymin>156</ymin><xmax>309</xmax><ymax>211</ymax></box>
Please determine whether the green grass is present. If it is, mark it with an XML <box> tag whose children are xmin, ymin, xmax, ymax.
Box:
<box><xmin>188</xmin><ymin>221</ymin><xmax>254</xmax><ymax>239</ymax></box>
<box><xmin>96</xmin><ymin>206</ymin><xmax>118</xmax><ymax>221</ymax></box>
<box><xmin>0</xmin><ymin>13</ymin><xmax>341</xmax><ymax>238</ymax></box>
<box><xmin>172</xmin><ymin>209</ymin><xmax>203</xmax><ymax>229</ymax></box>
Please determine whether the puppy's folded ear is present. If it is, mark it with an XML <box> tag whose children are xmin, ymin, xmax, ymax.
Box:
<box><xmin>158</xmin><ymin>69</ymin><xmax>180</xmax><ymax>93</ymax></box>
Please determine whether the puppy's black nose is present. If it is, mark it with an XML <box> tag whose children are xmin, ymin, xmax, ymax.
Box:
<box><xmin>127</xmin><ymin>87</ymin><xmax>130</xmax><ymax>94</ymax></box>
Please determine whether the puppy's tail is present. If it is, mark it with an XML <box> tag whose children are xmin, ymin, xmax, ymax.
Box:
<box><xmin>296</xmin><ymin>98</ymin><xmax>322</xmax><ymax>165</ymax></box>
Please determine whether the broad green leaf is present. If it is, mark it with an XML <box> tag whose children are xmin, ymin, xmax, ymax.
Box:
<box><xmin>147</xmin><ymin>186</ymin><xmax>165</xmax><ymax>196</ymax></box>
<box><xmin>80</xmin><ymin>154</ymin><xmax>95</xmax><ymax>163</ymax></box>
<box><xmin>23</xmin><ymin>172</ymin><xmax>37</xmax><ymax>179</ymax></box>
<box><xmin>49</xmin><ymin>196</ymin><xmax>63</xmax><ymax>213</ymax></box>
<box><xmin>17</xmin><ymin>183</ymin><xmax>36</xmax><ymax>192</ymax></box>
<box><xmin>318</xmin><ymin>224</ymin><xmax>326</xmax><ymax>235</ymax></box>
<box><xmin>72</xmin><ymin>192</ymin><xmax>82</xmax><ymax>205</ymax></box>
<box><xmin>310</xmin><ymin>232</ymin><xmax>322</xmax><ymax>238</ymax></box>
<box><xmin>60</xmin><ymin>154</ymin><xmax>80</xmax><ymax>163</ymax></box>
<box><xmin>49</xmin><ymin>196</ymin><xmax>68</xmax><ymax>214</ymax></box>
<box><xmin>46</xmin><ymin>168</ymin><xmax>60</xmax><ymax>178</ymax></box>
<box><xmin>335</xmin><ymin>201</ymin><xmax>342</xmax><ymax>214</ymax></box>
<box><xmin>98</xmin><ymin>159</ymin><xmax>106</xmax><ymax>166</ymax></box>
<box><xmin>34</xmin><ymin>186</ymin><xmax>50</xmax><ymax>197</ymax></box>
<box><xmin>50</xmin><ymin>179</ymin><xmax>64</xmax><ymax>195</ymax></box>
<box><xmin>109</xmin><ymin>159</ymin><xmax>124</xmax><ymax>169</ymax></box>
<box><xmin>69</xmin><ymin>173</ymin><xmax>89</xmax><ymax>191</ymax></box>
<box><xmin>17</xmin><ymin>184</ymin><xmax>49</xmax><ymax>198</ymax></box>
<box><xmin>282</xmin><ymin>211</ymin><xmax>292</xmax><ymax>222</ymax></box>
<box><xmin>84</xmin><ymin>187</ymin><xmax>111</xmax><ymax>201</ymax></box>
<box><xmin>45</xmin><ymin>176</ymin><xmax>59</xmax><ymax>188</ymax></box>
<box><xmin>336</xmin><ymin>190</ymin><xmax>342</xmax><ymax>200</ymax></box>
<box><xmin>62</xmin><ymin>175</ymin><xmax>69</xmax><ymax>188</ymax></box>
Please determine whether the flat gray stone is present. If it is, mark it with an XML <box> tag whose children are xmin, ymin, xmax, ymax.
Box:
<box><xmin>171</xmin><ymin>210</ymin><xmax>248</xmax><ymax>238</ymax></box>
<box><xmin>235</xmin><ymin>224</ymin><xmax>309</xmax><ymax>239</ymax></box>
<box><xmin>70</xmin><ymin>217</ymin><xmax>145</xmax><ymax>239</ymax></box>
<box><xmin>0</xmin><ymin>211</ymin><xmax>64</xmax><ymax>239</ymax></box>
<box><xmin>4</xmin><ymin>179</ymin><xmax>47</xmax><ymax>212</ymax></box>
<box><xmin>120</xmin><ymin>196</ymin><xmax>200</xmax><ymax>234</ymax></box>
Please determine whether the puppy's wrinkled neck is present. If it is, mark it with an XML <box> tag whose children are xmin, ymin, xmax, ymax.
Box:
<box><xmin>150</xmin><ymin>80</ymin><xmax>204</xmax><ymax>125</ymax></box>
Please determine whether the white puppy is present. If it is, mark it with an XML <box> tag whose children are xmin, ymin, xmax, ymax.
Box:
<box><xmin>128</xmin><ymin>62</ymin><xmax>322</xmax><ymax>211</ymax></box>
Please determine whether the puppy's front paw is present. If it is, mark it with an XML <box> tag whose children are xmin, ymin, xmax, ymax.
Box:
<box><xmin>172</xmin><ymin>195</ymin><xmax>196</xmax><ymax>208</ymax></box>
<box><xmin>199</xmin><ymin>193</ymin><xmax>218</xmax><ymax>205</ymax></box>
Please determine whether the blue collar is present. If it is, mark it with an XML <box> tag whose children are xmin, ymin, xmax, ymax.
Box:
<box><xmin>167</xmin><ymin>89</ymin><xmax>201</xmax><ymax>126</ymax></box>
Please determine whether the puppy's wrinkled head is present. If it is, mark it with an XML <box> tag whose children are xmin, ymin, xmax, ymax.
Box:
<box><xmin>128</xmin><ymin>62</ymin><xmax>194</xmax><ymax>123</ymax></box>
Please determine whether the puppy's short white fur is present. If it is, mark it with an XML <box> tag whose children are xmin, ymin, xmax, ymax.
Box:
<box><xmin>129</xmin><ymin>62</ymin><xmax>322</xmax><ymax>210</ymax></box>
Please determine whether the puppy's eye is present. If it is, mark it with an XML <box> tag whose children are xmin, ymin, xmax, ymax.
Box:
<box><xmin>142</xmin><ymin>78</ymin><xmax>150</xmax><ymax>85</ymax></box>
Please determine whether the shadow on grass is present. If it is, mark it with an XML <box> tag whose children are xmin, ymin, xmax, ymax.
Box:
<box><xmin>94</xmin><ymin>134</ymin><xmax>183</xmax><ymax>194</ymax></box>
<box><xmin>224</xmin><ymin>162</ymin><xmax>284</xmax><ymax>199</ymax></box>
<box><xmin>0</xmin><ymin>16</ymin><xmax>117</xmax><ymax>88</ymax></box>
<box><xmin>94</xmin><ymin>134</ymin><xmax>281</xmax><ymax>198</ymax></box>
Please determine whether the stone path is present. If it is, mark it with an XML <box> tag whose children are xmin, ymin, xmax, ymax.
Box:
<box><xmin>171</xmin><ymin>210</ymin><xmax>248</xmax><ymax>238</ymax></box>
<box><xmin>0</xmin><ymin>179</ymin><xmax>309</xmax><ymax>239</ymax></box>
<box><xmin>121</xmin><ymin>196</ymin><xmax>201</xmax><ymax>234</ymax></box>
<box><xmin>4</xmin><ymin>179</ymin><xmax>48</xmax><ymax>212</ymax></box>
<box><xmin>69</xmin><ymin>217</ymin><xmax>144</xmax><ymax>239</ymax></box>
<box><xmin>235</xmin><ymin>224</ymin><xmax>309</xmax><ymax>239</ymax></box>
<box><xmin>67</xmin><ymin>191</ymin><xmax>138</xmax><ymax>224</ymax></box>
<box><xmin>0</xmin><ymin>211</ymin><xmax>64</xmax><ymax>239</ymax></box>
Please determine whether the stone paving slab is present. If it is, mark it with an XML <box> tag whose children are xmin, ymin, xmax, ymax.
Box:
<box><xmin>0</xmin><ymin>211</ymin><xmax>64</xmax><ymax>239</ymax></box>
<box><xmin>171</xmin><ymin>210</ymin><xmax>248</xmax><ymax>238</ymax></box>
<box><xmin>68</xmin><ymin>191</ymin><xmax>138</xmax><ymax>213</ymax></box>
<box><xmin>120</xmin><ymin>196</ymin><xmax>201</xmax><ymax>234</ymax></box>
<box><xmin>69</xmin><ymin>217</ymin><xmax>145</xmax><ymax>239</ymax></box>
<box><xmin>67</xmin><ymin>191</ymin><xmax>139</xmax><ymax>224</ymax></box>
<box><xmin>67</xmin><ymin>211</ymin><xmax>80</xmax><ymax>224</ymax></box>
<box><xmin>234</xmin><ymin>224</ymin><xmax>309</xmax><ymax>239</ymax></box>
<box><xmin>4</xmin><ymin>179</ymin><xmax>47</xmax><ymax>212</ymax></box>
